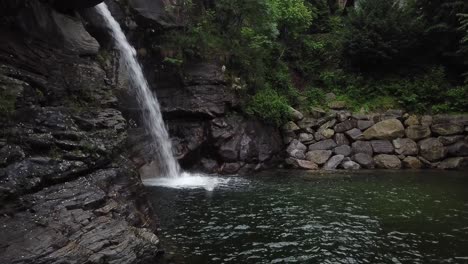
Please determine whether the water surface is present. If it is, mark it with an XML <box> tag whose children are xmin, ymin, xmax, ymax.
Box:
<box><xmin>148</xmin><ymin>170</ymin><xmax>468</xmax><ymax>264</ymax></box>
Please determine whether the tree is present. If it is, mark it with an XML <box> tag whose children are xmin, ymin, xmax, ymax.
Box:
<box><xmin>342</xmin><ymin>0</ymin><xmax>424</xmax><ymax>72</ymax></box>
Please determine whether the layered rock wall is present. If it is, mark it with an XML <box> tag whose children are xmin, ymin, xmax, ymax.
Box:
<box><xmin>0</xmin><ymin>1</ymin><xmax>161</xmax><ymax>263</ymax></box>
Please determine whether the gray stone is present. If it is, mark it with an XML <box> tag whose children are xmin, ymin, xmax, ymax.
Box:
<box><xmin>346</xmin><ymin>128</ymin><xmax>364</xmax><ymax>141</ymax></box>
<box><xmin>298</xmin><ymin>133</ymin><xmax>315</xmax><ymax>144</ymax></box>
<box><xmin>341</xmin><ymin>160</ymin><xmax>361</xmax><ymax>170</ymax></box>
<box><xmin>334</xmin><ymin>120</ymin><xmax>356</xmax><ymax>133</ymax></box>
<box><xmin>446</xmin><ymin>141</ymin><xmax>468</xmax><ymax>156</ymax></box>
<box><xmin>337</xmin><ymin>111</ymin><xmax>352</xmax><ymax>122</ymax></box>
<box><xmin>431</xmin><ymin>124</ymin><xmax>464</xmax><ymax>136</ymax></box>
<box><xmin>0</xmin><ymin>145</ymin><xmax>25</xmax><ymax>167</ymax></box>
<box><xmin>405</xmin><ymin>125</ymin><xmax>431</xmax><ymax>140</ymax></box>
<box><xmin>296</xmin><ymin>159</ymin><xmax>319</xmax><ymax>170</ymax></box>
<box><xmin>404</xmin><ymin>115</ymin><xmax>420</xmax><ymax>126</ymax></box>
<box><xmin>222</xmin><ymin>162</ymin><xmax>242</xmax><ymax>174</ymax></box>
<box><xmin>419</xmin><ymin>138</ymin><xmax>447</xmax><ymax>162</ymax></box>
<box><xmin>309</xmin><ymin>107</ymin><xmax>326</xmax><ymax>118</ymax></box>
<box><xmin>421</xmin><ymin>115</ymin><xmax>433</xmax><ymax>127</ymax></box>
<box><xmin>318</xmin><ymin>119</ymin><xmax>337</xmax><ymax>131</ymax></box>
<box><xmin>334</xmin><ymin>133</ymin><xmax>350</xmax><ymax>146</ymax></box>
<box><xmin>357</xmin><ymin>120</ymin><xmax>375</xmax><ymax>130</ymax></box>
<box><xmin>282</xmin><ymin>121</ymin><xmax>300</xmax><ymax>133</ymax></box>
<box><xmin>334</xmin><ymin>145</ymin><xmax>352</xmax><ymax>156</ymax></box>
<box><xmin>438</xmin><ymin>157</ymin><xmax>468</xmax><ymax>170</ymax></box>
<box><xmin>438</xmin><ymin>135</ymin><xmax>464</xmax><ymax>146</ymax></box>
<box><xmin>402</xmin><ymin>157</ymin><xmax>423</xmax><ymax>169</ymax></box>
<box><xmin>328</xmin><ymin>101</ymin><xmax>346</xmax><ymax>110</ymax></box>
<box><xmin>370</xmin><ymin>140</ymin><xmax>394</xmax><ymax>154</ymax></box>
<box><xmin>393</xmin><ymin>138</ymin><xmax>418</xmax><ymax>156</ymax></box>
<box><xmin>433</xmin><ymin>114</ymin><xmax>468</xmax><ymax>126</ymax></box>
<box><xmin>324</xmin><ymin>155</ymin><xmax>345</xmax><ymax>170</ymax></box>
<box><xmin>418</xmin><ymin>156</ymin><xmax>439</xmax><ymax>169</ymax></box>
<box><xmin>308</xmin><ymin>139</ymin><xmax>337</xmax><ymax>151</ymax></box>
<box><xmin>352</xmin><ymin>153</ymin><xmax>375</xmax><ymax>169</ymax></box>
<box><xmin>306</xmin><ymin>150</ymin><xmax>333</xmax><ymax>165</ymax></box>
<box><xmin>321</xmin><ymin>129</ymin><xmax>335</xmax><ymax>139</ymax></box>
<box><xmin>286</xmin><ymin>140</ymin><xmax>307</xmax><ymax>159</ymax></box>
<box><xmin>297</xmin><ymin>118</ymin><xmax>317</xmax><ymax>130</ymax></box>
<box><xmin>351</xmin><ymin>141</ymin><xmax>373</xmax><ymax>156</ymax></box>
<box><xmin>374</xmin><ymin>154</ymin><xmax>402</xmax><ymax>169</ymax></box>
<box><xmin>363</xmin><ymin>119</ymin><xmax>405</xmax><ymax>140</ymax></box>
<box><xmin>289</xmin><ymin>107</ymin><xmax>304</xmax><ymax>121</ymax></box>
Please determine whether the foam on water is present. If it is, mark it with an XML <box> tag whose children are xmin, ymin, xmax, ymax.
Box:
<box><xmin>143</xmin><ymin>172</ymin><xmax>240</xmax><ymax>191</ymax></box>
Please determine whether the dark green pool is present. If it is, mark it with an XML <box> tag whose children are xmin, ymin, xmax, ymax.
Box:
<box><xmin>148</xmin><ymin>170</ymin><xmax>468</xmax><ymax>264</ymax></box>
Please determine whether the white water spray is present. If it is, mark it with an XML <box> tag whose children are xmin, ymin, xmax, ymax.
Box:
<box><xmin>96</xmin><ymin>3</ymin><xmax>180</xmax><ymax>178</ymax></box>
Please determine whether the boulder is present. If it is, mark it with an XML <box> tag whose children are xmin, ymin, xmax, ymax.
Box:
<box><xmin>438</xmin><ymin>157</ymin><xmax>468</xmax><ymax>170</ymax></box>
<box><xmin>421</xmin><ymin>115</ymin><xmax>433</xmax><ymax>127</ymax></box>
<box><xmin>286</xmin><ymin>140</ymin><xmax>307</xmax><ymax>159</ymax></box>
<box><xmin>52</xmin><ymin>0</ymin><xmax>103</xmax><ymax>9</ymax></box>
<box><xmin>334</xmin><ymin>120</ymin><xmax>356</xmax><ymax>133</ymax></box>
<box><xmin>318</xmin><ymin>119</ymin><xmax>337</xmax><ymax>131</ymax></box>
<box><xmin>298</xmin><ymin>133</ymin><xmax>315</xmax><ymax>145</ymax></box>
<box><xmin>346</xmin><ymin>128</ymin><xmax>364</xmax><ymax>141</ymax></box>
<box><xmin>289</xmin><ymin>107</ymin><xmax>304</xmax><ymax>121</ymax></box>
<box><xmin>296</xmin><ymin>160</ymin><xmax>319</xmax><ymax>170</ymax></box>
<box><xmin>308</xmin><ymin>139</ymin><xmax>337</xmax><ymax>151</ymax></box>
<box><xmin>363</xmin><ymin>119</ymin><xmax>405</xmax><ymax>140</ymax></box>
<box><xmin>374</xmin><ymin>154</ymin><xmax>402</xmax><ymax>169</ymax></box>
<box><xmin>328</xmin><ymin>101</ymin><xmax>346</xmax><ymax>110</ymax></box>
<box><xmin>402</xmin><ymin>157</ymin><xmax>423</xmax><ymax>169</ymax></box>
<box><xmin>306</xmin><ymin>150</ymin><xmax>332</xmax><ymax>165</ymax></box>
<box><xmin>324</xmin><ymin>155</ymin><xmax>345</xmax><ymax>170</ymax></box>
<box><xmin>341</xmin><ymin>160</ymin><xmax>361</xmax><ymax>170</ymax></box>
<box><xmin>352</xmin><ymin>153</ymin><xmax>375</xmax><ymax>169</ymax></box>
<box><xmin>334</xmin><ymin>133</ymin><xmax>350</xmax><ymax>146</ymax></box>
<box><xmin>297</xmin><ymin>118</ymin><xmax>317</xmax><ymax>130</ymax></box>
<box><xmin>431</xmin><ymin>124</ymin><xmax>464</xmax><ymax>136</ymax></box>
<box><xmin>201</xmin><ymin>159</ymin><xmax>219</xmax><ymax>173</ymax></box>
<box><xmin>393</xmin><ymin>138</ymin><xmax>418</xmax><ymax>156</ymax></box>
<box><xmin>221</xmin><ymin>162</ymin><xmax>242</xmax><ymax>174</ymax></box>
<box><xmin>418</xmin><ymin>138</ymin><xmax>447</xmax><ymax>162</ymax></box>
<box><xmin>404</xmin><ymin>115</ymin><xmax>420</xmax><ymax>126</ymax></box>
<box><xmin>321</xmin><ymin>129</ymin><xmax>335</xmax><ymax>139</ymax></box>
<box><xmin>357</xmin><ymin>120</ymin><xmax>375</xmax><ymax>131</ymax></box>
<box><xmin>351</xmin><ymin>141</ymin><xmax>373</xmax><ymax>156</ymax></box>
<box><xmin>309</xmin><ymin>107</ymin><xmax>326</xmax><ymax>118</ymax></box>
<box><xmin>405</xmin><ymin>125</ymin><xmax>431</xmax><ymax>140</ymax></box>
<box><xmin>433</xmin><ymin>114</ymin><xmax>468</xmax><ymax>126</ymax></box>
<box><xmin>438</xmin><ymin>135</ymin><xmax>464</xmax><ymax>146</ymax></box>
<box><xmin>0</xmin><ymin>145</ymin><xmax>25</xmax><ymax>167</ymax></box>
<box><xmin>337</xmin><ymin>111</ymin><xmax>352</xmax><ymax>122</ymax></box>
<box><xmin>282</xmin><ymin>121</ymin><xmax>301</xmax><ymax>133</ymax></box>
<box><xmin>446</xmin><ymin>141</ymin><xmax>468</xmax><ymax>156</ymax></box>
<box><xmin>334</xmin><ymin>145</ymin><xmax>352</xmax><ymax>157</ymax></box>
<box><xmin>418</xmin><ymin>156</ymin><xmax>439</xmax><ymax>169</ymax></box>
<box><xmin>370</xmin><ymin>140</ymin><xmax>394</xmax><ymax>154</ymax></box>
<box><xmin>283</xmin><ymin>132</ymin><xmax>296</xmax><ymax>145</ymax></box>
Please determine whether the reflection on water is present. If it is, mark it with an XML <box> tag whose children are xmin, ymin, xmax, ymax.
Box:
<box><xmin>147</xmin><ymin>170</ymin><xmax>468</xmax><ymax>264</ymax></box>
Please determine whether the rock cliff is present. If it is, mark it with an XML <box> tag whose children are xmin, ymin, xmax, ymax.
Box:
<box><xmin>0</xmin><ymin>1</ymin><xmax>161</xmax><ymax>263</ymax></box>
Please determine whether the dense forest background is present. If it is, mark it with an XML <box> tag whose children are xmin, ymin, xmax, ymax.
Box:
<box><xmin>158</xmin><ymin>0</ymin><xmax>468</xmax><ymax>125</ymax></box>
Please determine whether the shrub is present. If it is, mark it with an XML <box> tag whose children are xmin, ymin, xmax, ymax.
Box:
<box><xmin>246</xmin><ymin>88</ymin><xmax>292</xmax><ymax>126</ymax></box>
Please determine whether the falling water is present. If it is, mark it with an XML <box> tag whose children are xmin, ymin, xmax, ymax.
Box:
<box><xmin>96</xmin><ymin>3</ymin><xmax>180</xmax><ymax>178</ymax></box>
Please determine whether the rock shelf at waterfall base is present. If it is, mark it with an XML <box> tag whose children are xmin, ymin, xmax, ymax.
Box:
<box><xmin>281</xmin><ymin>110</ymin><xmax>468</xmax><ymax>171</ymax></box>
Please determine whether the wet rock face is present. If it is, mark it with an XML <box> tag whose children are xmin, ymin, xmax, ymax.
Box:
<box><xmin>0</xmin><ymin>1</ymin><xmax>160</xmax><ymax>263</ymax></box>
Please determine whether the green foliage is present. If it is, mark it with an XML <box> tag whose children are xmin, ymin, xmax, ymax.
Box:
<box><xmin>342</xmin><ymin>0</ymin><xmax>424</xmax><ymax>71</ymax></box>
<box><xmin>269</xmin><ymin>0</ymin><xmax>315</xmax><ymax>37</ymax></box>
<box><xmin>246</xmin><ymin>88</ymin><xmax>292</xmax><ymax>126</ymax></box>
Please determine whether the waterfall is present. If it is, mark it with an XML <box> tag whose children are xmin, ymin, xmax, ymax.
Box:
<box><xmin>96</xmin><ymin>3</ymin><xmax>181</xmax><ymax>178</ymax></box>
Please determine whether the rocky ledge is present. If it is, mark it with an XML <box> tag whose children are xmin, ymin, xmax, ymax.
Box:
<box><xmin>283</xmin><ymin>109</ymin><xmax>468</xmax><ymax>170</ymax></box>
<box><xmin>0</xmin><ymin>1</ymin><xmax>160</xmax><ymax>263</ymax></box>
